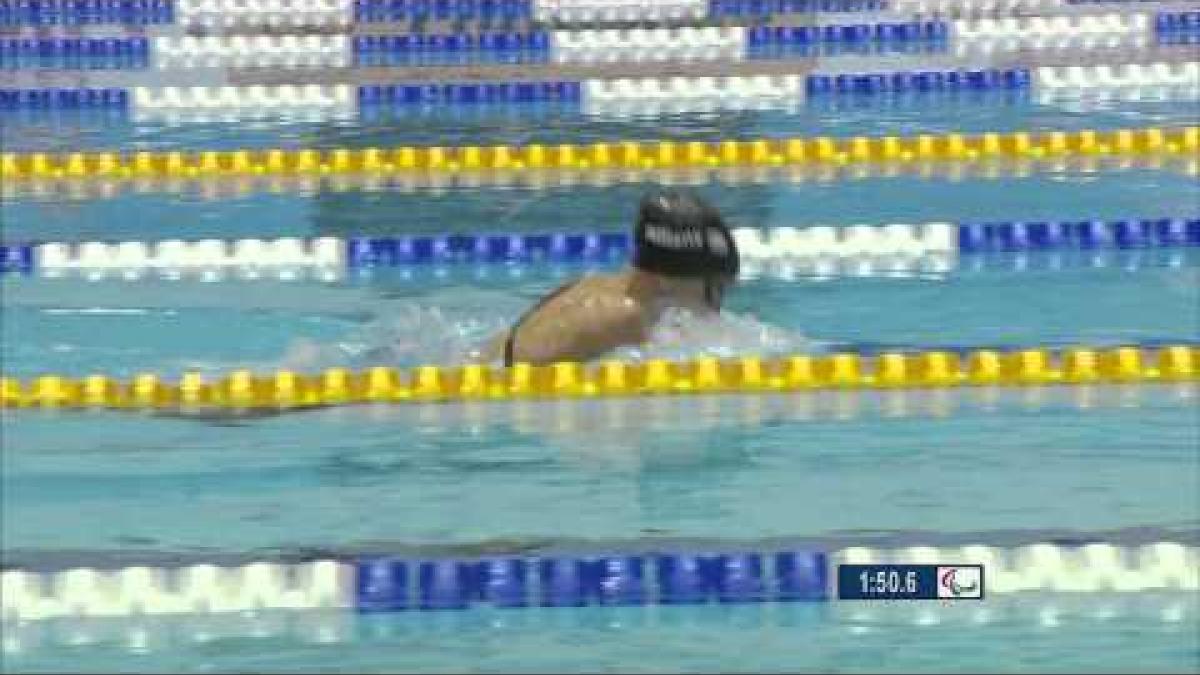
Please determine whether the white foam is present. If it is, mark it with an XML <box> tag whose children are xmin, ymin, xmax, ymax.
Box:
<box><xmin>613</xmin><ymin>307</ymin><xmax>812</xmax><ymax>362</ymax></box>
<box><xmin>275</xmin><ymin>296</ymin><xmax>807</xmax><ymax>371</ymax></box>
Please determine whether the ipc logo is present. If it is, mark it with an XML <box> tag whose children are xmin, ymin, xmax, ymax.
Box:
<box><xmin>937</xmin><ymin>566</ymin><xmax>983</xmax><ymax>599</ymax></box>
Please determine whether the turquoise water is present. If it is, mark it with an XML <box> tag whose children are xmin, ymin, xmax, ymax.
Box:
<box><xmin>2</xmin><ymin>92</ymin><xmax>1199</xmax><ymax>672</ymax></box>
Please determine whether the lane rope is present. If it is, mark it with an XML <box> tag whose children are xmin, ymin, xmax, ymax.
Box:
<box><xmin>2</xmin><ymin>127</ymin><xmax>1195</xmax><ymax>183</ymax></box>
<box><xmin>5</xmin><ymin>247</ymin><xmax>1194</xmax><ymax>282</ymax></box>
<box><xmin>2</xmin><ymin>542</ymin><xmax>1195</xmax><ymax>621</ymax></box>
<box><xmin>13</xmin><ymin>0</ymin><xmax>1185</xmax><ymax>30</ymax></box>
<box><xmin>1</xmin><ymin>217</ymin><xmax>1196</xmax><ymax>279</ymax></box>
<box><xmin>2</xmin><ymin>61</ymin><xmax>1196</xmax><ymax>118</ymax></box>
<box><xmin>1</xmin><ymin>345</ymin><xmax>1196</xmax><ymax>411</ymax></box>
<box><xmin>2</xmin><ymin>154</ymin><xmax>1193</xmax><ymax>200</ymax></box>
<box><xmin>1</xmin><ymin>217</ymin><xmax>1194</xmax><ymax>272</ymax></box>
<box><xmin>4</xmin><ymin>12</ymin><xmax>1194</xmax><ymax>70</ymax></box>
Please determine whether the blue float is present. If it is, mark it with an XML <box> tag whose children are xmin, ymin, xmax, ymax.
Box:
<box><xmin>656</xmin><ymin>554</ymin><xmax>720</xmax><ymax>604</ymax></box>
<box><xmin>582</xmin><ymin>556</ymin><xmax>646</xmax><ymax>605</ymax></box>
<box><xmin>716</xmin><ymin>553</ymin><xmax>768</xmax><ymax>603</ymax></box>
<box><xmin>538</xmin><ymin>557</ymin><xmax>586</xmax><ymax>607</ymax></box>
<box><xmin>775</xmin><ymin>551</ymin><xmax>828</xmax><ymax>601</ymax></box>
<box><xmin>0</xmin><ymin>244</ymin><xmax>34</xmax><ymax>275</ymax></box>
<box><xmin>418</xmin><ymin>560</ymin><xmax>478</xmax><ymax>610</ymax></box>
<box><xmin>479</xmin><ymin>558</ymin><xmax>528</xmax><ymax>607</ymax></box>
<box><xmin>355</xmin><ymin>558</ymin><xmax>409</xmax><ymax>612</ymax></box>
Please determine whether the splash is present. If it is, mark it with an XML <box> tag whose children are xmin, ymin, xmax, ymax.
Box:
<box><xmin>613</xmin><ymin>307</ymin><xmax>817</xmax><ymax>362</ymax></box>
<box><xmin>280</xmin><ymin>302</ymin><xmax>508</xmax><ymax>371</ymax></box>
<box><xmin>279</xmin><ymin>302</ymin><xmax>814</xmax><ymax>371</ymax></box>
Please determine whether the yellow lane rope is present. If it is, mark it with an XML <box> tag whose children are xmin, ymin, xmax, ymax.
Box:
<box><xmin>2</xmin><ymin>127</ymin><xmax>1195</xmax><ymax>182</ymax></box>
<box><xmin>5</xmin><ymin>154</ymin><xmax>1194</xmax><ymax>202</ymax></box>
<box><xmin>2</xmin><ymin>345</ymin><xmax>1195</xmax><ymax>412</ymax></box>
<box><xmin>4</xmin><ymin>153</ymin><xmax>1196</xmax><ymax>202</ymax></box>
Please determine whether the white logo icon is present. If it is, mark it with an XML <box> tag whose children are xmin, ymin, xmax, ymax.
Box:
<box><xmin>937</xmin><ymin>566</ymin><xmax>983</xmax><ymax>599</ymax></box>
<box><xmin>642</xmin><ymin>223</ymin><xmax>704</xmax><ymax>250</ymax></box>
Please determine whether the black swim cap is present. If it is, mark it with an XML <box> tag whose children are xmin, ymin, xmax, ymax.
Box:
<box><xmin>631</xmin><ymin>189</ymin><xmax>739</xmax><ymax>280</ymax></box>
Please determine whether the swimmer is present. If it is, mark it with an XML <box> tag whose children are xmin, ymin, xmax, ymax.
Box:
<box><xmin>476</xmin><ymin>188</ymin><xmax>740</xmax><ymax>366</ymax></box>
<box><xmin>157</xmin><ymin>188</ymin><xmax>740</xmax><ymax>423</ymax></box>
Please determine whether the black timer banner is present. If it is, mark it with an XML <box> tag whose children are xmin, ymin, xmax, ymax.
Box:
<box><xmin>838</xmin><ymin>564</ymin><xmax>985</xmax><ymax>600</ymax></box>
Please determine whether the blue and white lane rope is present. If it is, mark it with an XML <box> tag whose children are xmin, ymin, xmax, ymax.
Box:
<box><xmin>2</xmin><ymin>62</ymin><xmax>1195</xmax><ymax>118</ymax></box>
<box><xmin>3</xmin><ymin>0</ymin><xmax>1193</xmax><ymax>29</ymax></box>
<box><xmin>2</xmin><ymin>542</ymin><xmax>1196</xmax><ymax>620</ymax></box>
<box><xmin>0</xmin><ymin>0</ymin><xmax>890</xmax><ymax>28</ymax></box>
<box><xmin>1</xmin><ymin>13</ymin><xmax>1191</xmax><ymax>71</ymax></box>
<box><xmin>0</xmin><ymin>12</ymin><xmax>1190</xmax><ymax>71</ymax></box>
<box><xmin>1</xmin><ymin>217</ymin><xmax>1196</xmax><ymax>278</ymax></box>
<box><xmin>528</xmin><ymin>0</ymin><xmax>892</xmax><ymax>24</ymax></box>
<box><xmin>0</xmin><ymin>25</ymin><xmax>945</xmax><ymax>71</ymax></box>
<box><xmin>5</xmin><ymin>0</ymin><xmax>1187</xmax><ymax>29</ymax></box>
<box><xmin>903</xmin><ymin>0</ymin><xmax>1192</xmax><ymax>16</ymax></box>
<box><xmin>4</xmin><ymin>248</ymin><xmax>1193</xmax><ymax>283</ymax></box>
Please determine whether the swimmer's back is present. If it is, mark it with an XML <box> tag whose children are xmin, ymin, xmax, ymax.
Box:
<box><xmin>486</xmin><ymin>274</ymin><xmax>647</xmax><ymax>365</ymax></box>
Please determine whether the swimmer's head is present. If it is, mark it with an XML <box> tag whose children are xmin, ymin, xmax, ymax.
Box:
<box><xmin>631</xmin><ymin>189</ymin><xmax>739</xmax><ymax>309</ymax></box>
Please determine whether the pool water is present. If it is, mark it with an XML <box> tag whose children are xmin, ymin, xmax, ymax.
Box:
<box><xmin>2</xmin><ymin>82</ymin><xmax>1199</xmax><ymax>672</ymax></box>
<box><xmin>5</xmin><ymin>596</ymin><xmax>1199</xmax><ymax>673</ymax></box>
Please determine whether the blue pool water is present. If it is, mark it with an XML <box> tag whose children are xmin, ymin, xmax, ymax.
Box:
<box><xmin>2</xmin><ymin>90</ymin><xmax>1199</xmax><ymax>671</ymax></box>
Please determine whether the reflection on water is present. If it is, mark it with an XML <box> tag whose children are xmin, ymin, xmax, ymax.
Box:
<box><xmin>3</xmin><ymin>594</ymin><xmax>1193</xmax><ymax>671</ymax></box>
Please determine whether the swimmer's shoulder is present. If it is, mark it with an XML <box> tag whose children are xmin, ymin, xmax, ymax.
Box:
<box><xmin>566</xmin><ymin>273</ymin><xmax>614</xmax><ymax>292</ymax></box>
<box><xmin>575</xmin><ymin>277</ymin><xmax>647</xmax><ymax>337</ymax></box>
<box><xmin>561</xmin><ymin>275</ymin><xmax>641</xmax><ymax>312</ymax></box>
<box><xmin>580</xmin><ymin>273</ymin><xmax>635</xmax><ymax>297</ymax></box>
<box><xmin>526</xmin><ymin>274</ymin><xmax>643</xmax><ymax>333</ymax></box>
<box><xmin>534</xmin><ymin>274</ymin><xmax>626</xmax><ymax>310</ymax></box>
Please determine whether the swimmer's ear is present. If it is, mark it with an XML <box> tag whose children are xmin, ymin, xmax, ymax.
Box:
<box><xmin>703</xmin><ymin>277</ymin><xmax>731</xmax><ymax>310</ymax></box>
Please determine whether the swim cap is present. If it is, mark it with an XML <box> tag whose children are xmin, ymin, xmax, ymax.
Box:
<box><xmin>631</xmin><ymin>189</ymin><xmax>739</xmax><ymax>280</ymax></box>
